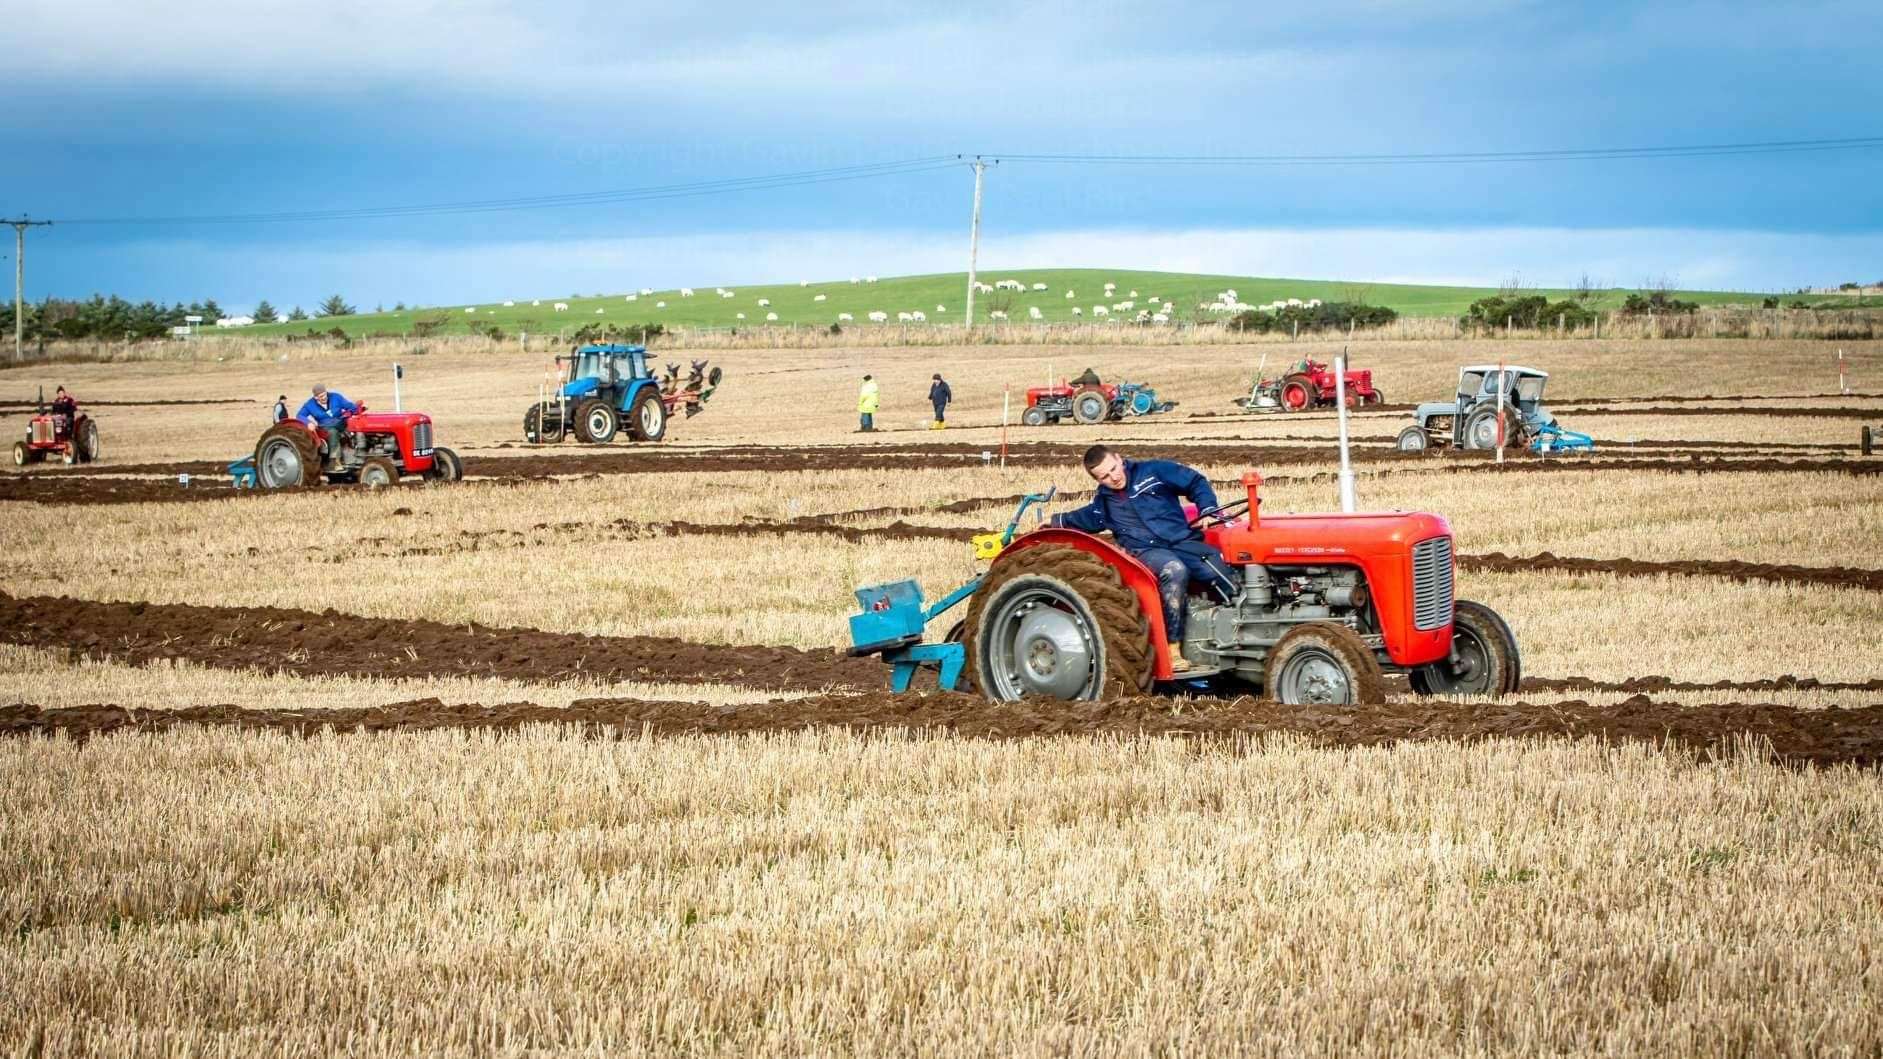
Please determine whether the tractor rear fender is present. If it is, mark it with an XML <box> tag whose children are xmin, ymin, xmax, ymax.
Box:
<box><xmin>996</xmin><ymin>529</ymin><xmax>1175</xmax><ymax>680</ymax></box>
<box><xmin>619</xmin><ymin>378</ymin><xmax>662</xmax><ymax>409</ymax></box>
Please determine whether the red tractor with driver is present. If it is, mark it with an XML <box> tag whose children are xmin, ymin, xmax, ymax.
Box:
<box><xmin>1241</xmin><ymin>357</ymin><xmax>1383</xmax><ymax>412</ymax></box>
<box><xmin>251</xmin><ymin>406</ymin><xmax>461</xmax><ymax>488</ymax></box>
<box><xmin>13</xmin><ymin>390</ymin><xmax>100</xmax><ymax>466</ymax></box>
<box><xmin>852</xmin><ymin>472</ymin><xmax>1519</xmax><ymax>705</ymax></box>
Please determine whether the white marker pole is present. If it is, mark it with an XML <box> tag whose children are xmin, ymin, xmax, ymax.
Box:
<box><xmin>1495</xmin><ymin>357</ymin><xmax>1506</xmax><ymax>465</ymax></box>
<box><xmin>1001</xmin><ymin>386</ymin><xmax>1010</xmax><ymax>470</ymax></box>
<box><xmin>1334</xmin><ymin>352</ymin><xmax>1356</xmax><ymax>512</ymax></box>
<box><xmin>392</xmin><ymin>363</ymin><xmax>404</xmax><ymax>411</ymax></box>
<box><xmin>1839</xmin><ymin>348</ymin><xmax>1848</xmax><ymax>395</ymax></box>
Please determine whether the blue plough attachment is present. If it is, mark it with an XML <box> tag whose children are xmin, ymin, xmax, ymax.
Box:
<box><xmin>1528</xmin><ymin>421</ymin><xmax>1596</xmax><ymax>455</ymax></box>
<box><xmin>846</xmin><ymin>487</ymin><xmax>1058</xmax><ymax>692</ymax></box>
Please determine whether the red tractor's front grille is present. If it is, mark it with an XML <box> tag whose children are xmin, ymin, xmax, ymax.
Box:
<box><xmin>30</xmin><ymin>420</ymin><xmax>53</xmax><ymax>444</ymax></box>
<box><xmin>1411</xmin><ymin>536</ymin><xmax>1455</xmax><ymax>630</ymax></box>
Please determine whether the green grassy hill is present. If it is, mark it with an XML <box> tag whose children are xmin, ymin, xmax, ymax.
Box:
<box><xmin>248</xmin><ymin>269</ymin><xmax>1785</xmax><ymax>338</ymax></box>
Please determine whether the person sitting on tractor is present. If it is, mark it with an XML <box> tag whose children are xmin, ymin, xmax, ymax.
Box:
<box><xmin>296</xmin><ymin>383</ymin><xmax>359</xmax><ymax>462</ymax></box>
<box><xmin>1050</xmin><ymin>444</ymin><xmax>1240</xmax><ymax>674</ymax></box>
<box><xmin>1072</xmin><ymin>367</ymin><xmax>1103</xmax><ymax>387</ymax></box>
<box><xmin>50</xmin><ymin>386</ymin><xmax>77</xmax><ymax>438</ymax></box>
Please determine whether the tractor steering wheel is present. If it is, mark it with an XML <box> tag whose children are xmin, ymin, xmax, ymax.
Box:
<box><xmin>1188</xmin><ymin>497</ymin><xmax>1250</xmax><ymax>529</ymax></box>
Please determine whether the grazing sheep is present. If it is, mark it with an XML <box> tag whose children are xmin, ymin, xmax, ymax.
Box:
<box><xmin>813</xmin><ymin>294</ymin><xmax>826</xmax><ymax>302</ymax></box>
<box><xmin>868</xmin><ymin>310</ymin><xmax>888</xmax><ymax>323</ymax></box>
<box><xmin>595</xmin><ymin>308</ymin><xmax>605</xmax><ymax>314</ymax></box>
<box><xmin>1135</xmin><ymin>310</ymin><xmax>1150</xmax><ymax>322</ymax></box>
<box><xmin>757</xmin><ymin>298</ymin><xmax>771</xmax><ymax>307</ymax></box>
<box><xmin>656</xmin><ymin>301</ymin><xmax>667</xmax><ymax>308</ymax></box>
<box><xmin>680</xmin><ymin>288</ymin><xmax>694</xmax><ymax>297</ymax></box>
<box><xmin>1225</xmin><ymin>289</ymin><xmax>1238</xmax><ymax>300</ymax></box>
<box><xmin>1287</xmin><ymin>298</ymin><xmax>1303</xmax><ymax>308</ymax></box>
<box><xmin>1064</xmin><ymin>290</ymin><xmax>1075</xmax><ymax>299</ymax></box>
<box><xmin>1128</xmin><ymin>290</ymin><xmax>1137</xmax><ymax>298</ymax></box>
<box><xmin>554</xmin><ymin>302</ymin><xmax>569</xmax><ymax>312</ymax></box>
<box><xmin>532</xmin><ymin>299</ymin><xmax>541</xmax><ymax>306</ymax></box>
<box><xmin>800</xmin><ymin>280</ymin><xmax>809</xmax><ymax>286</ymax></box>
<box><xmin>866</xmin><ymin>275</ymin><xmax>878</xmax><ymax>283</ymax></box>
<box><xmin>736</xmin><ymin>312</ymin><xmax>746</xmax><ymax>320</ymax></box>
<box><xmin>911</xmin><ymin>311</ymin><xmax>926</xmax><ymax>322</ymax></box>
<box><xmin>720</xmin><ymin>291</ymin><xmax>735</xmax><ymax>298</ymax></box>
<box><xmin>1093</xmin><ymin>306</ymin><xmax>1109</xmax><ymax>317</ymax></box>
<box><xmin>1028</xmin><ymin>306</ymin><xmax>1043</xmax><ymax>320</ymax></box>
<box><xmin>766</xmin><ymin>312</ymin><xmax>778</xmax><ymax>321</ymax></box>
<box><xmin>1071</xmin><ymin>306</ymin><xmax>1082</xmax><ymax>316</ymax></box>
<box><xmin>1152</xmin><ymin>312</ymin><xmax>1169</xmax><ymax>323</ymax></box>
<box><xmin>626</xmin><ymin>294</ymin><xmax>638</xmax><ymax>302</ymax></box>
<box><xmin>838</xmin><ymin>312</ymin><xmax>854</xmax><ymax>321</ymax></box>
<box><xmin>972</xmin><ymin>281</ymin><xmax>993</xmax><ymax>294</ymax></box>
<box><xmin>898</xmin><ymin>311</ymin><xmax>913</xmax><ymax>322</ymax></box>
<box><xmin>850</xmin><ymin>277</ymin><xmax>861</xmax><ymax>284</ymax></box>
<box><xmin>935</xmin><ymin>304</ymin><xmax>946</xmax><ymax>312</ymax></box>
<box><xmin>1031</xmin><ymin>282</ymin><xmax>1048</xmax><ymax>291</ymax></box>
<box><xmin>988</xmin><ymin>310</ymin><xmax>1008</xmax><ymax>320</ymax></box>
<box><xmin>464</xmin><ymin>306</ymin><xmax>477</xmax><ymax>313</ymax></box>
<box><xmin>503</xmin><ymin>300</ymin><xmax>515</xmax><ymax>307</ymax></box>
<box><xmin>639</xmin><ymin>288</ymin><xmax>653</xmax><ymax>296</ymax></box>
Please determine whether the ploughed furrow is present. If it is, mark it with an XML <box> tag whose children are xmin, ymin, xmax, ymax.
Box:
<box><xmin>1459</xmin><ymin>552</ymin><xmax>1883</xmax><ymax>593</ymax></box>
<box><xmin>0</xmin><ymin>592</ymin><xmax>879</xmax><ymax>693</ymax></box>
<box><xmin>3</xmin><ymin>692</ymin><xmax>1878</xmax><ymax>767</ymax></box>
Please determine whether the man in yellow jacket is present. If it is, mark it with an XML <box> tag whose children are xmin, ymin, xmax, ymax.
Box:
<box><xmin>857</xmin><ymin>374</ymin><xmax>880</xmax><ymax>432</ymax></box>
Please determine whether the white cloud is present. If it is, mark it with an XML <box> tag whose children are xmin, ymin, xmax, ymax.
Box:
<box><xmin>85</xmin><ymin>225</ymin><xmax>1873</xmax><ymax>309</ymax></box>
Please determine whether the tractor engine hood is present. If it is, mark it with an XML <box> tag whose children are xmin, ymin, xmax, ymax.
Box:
<box><xmin>1411</xmin><ymin>400</ymin><xmax>1457</xmax><ymax>421</ymax></box>
<box><xmin>1205</xmin><ymin>509</ymin><xmax>1452</xmax><ymax>566</ymax></box>
<box><xmin>347</xmin><ymin>411</ymin><xmax>431</xmax><ymax>431</ymax></box>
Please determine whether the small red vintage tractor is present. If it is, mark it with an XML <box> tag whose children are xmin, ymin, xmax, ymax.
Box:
<box><xmin>13</xmin><ymin>402</ymin><xmax>100</xmax><ymax>466</ymax></box>
<box><xmin>1021</xmin><ymin>379</ymin><xmax>1176</xmax><ymax>425</ymax></box>
<box><xmin>251</xmin><ymin>406</ymin><xmax>461</xmax><ymax>488</ymax></box>
<box><xmin>1240</xmin><ymin>357</ymin><xmax>1382</xmax><ymax>412</ymax></box>
<box><xmin>850</xmin><ymin>473</ymin><xmax>1519</xmax><ymax>705</ymax></box>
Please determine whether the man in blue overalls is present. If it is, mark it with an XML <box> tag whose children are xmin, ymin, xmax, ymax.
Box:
<box><xmin>1051</xmin><ymin>444</ymin><xmax>1240</xmax><ymax>674</ymax></box>
<box><xmin>296</xmin><ymin>383</ymin><xmax>360</xmax><ymax>464</ymax></box>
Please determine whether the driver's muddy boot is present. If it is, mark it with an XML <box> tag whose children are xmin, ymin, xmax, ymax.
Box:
<box><xmin>1167</xmin><ymin>643</ymin><xmax>1193</xmax><ymax>674</ymax></box>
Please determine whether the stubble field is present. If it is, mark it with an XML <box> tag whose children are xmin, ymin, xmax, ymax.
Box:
<box><xmin>3</xmin><ymin>336</ymin><xmax>1881</xmax><ymax>1056</ymax></box>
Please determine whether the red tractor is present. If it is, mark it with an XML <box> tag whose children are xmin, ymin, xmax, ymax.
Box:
<box><xmin>957</xmin><ymin>472</ymin><xmax>1518</xmax><ymax>704</ymax></box>
<box><xmin>13</xmin><ymin>402</ymin><xmax>99</xmax><ymax>466</ymax></box>
<box><xmin>1243</xmin><ymin>357</ymin><xmax>1382</xmax><ymax>412</ymax></box>
<box><xmin>251</xmin><ymin>407</ymin><xmax>461</xmax><ymax>488</ymax></box>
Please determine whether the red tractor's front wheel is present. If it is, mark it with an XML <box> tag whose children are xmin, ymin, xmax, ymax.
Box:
<box><xmin>1408</xmin><ymin>600</ymin><xmax>1521</xmax><ymax>697</ymax></box>
<box><xmin>964</xmin><ymin>545</ymin><xmax>1152</xmax><ymax>701</ymax></box>
<box><xmin>1264</xmin><ymin>623</ymin><xmax>1385</xmax><ymax>704</ymax></box>
<box><xmin>12</xmin><ymin>441</ymin><xmax>27</xmax><ymax>467</ymax></box>
<box><xmin>358</xmin><ymin>456</ymin><xmax>400</xmax><ymax>488</ymax></box>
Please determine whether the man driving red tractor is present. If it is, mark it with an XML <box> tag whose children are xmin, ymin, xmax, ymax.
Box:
<box><xmin>1050</xmin><ymin>444</ymin><xmax>1241</xmax><ymax>674</ymax></box>
<box><xmin>296</xmin><ymin>383</ymin><xmax>359</xmax><ymax>460</ymax></box>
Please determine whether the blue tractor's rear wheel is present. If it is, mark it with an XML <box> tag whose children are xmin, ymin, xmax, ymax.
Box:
<box><xmin>626</xmin><ymin>389</ymin><xmax>667</xmax><ymax>442</ymax></box>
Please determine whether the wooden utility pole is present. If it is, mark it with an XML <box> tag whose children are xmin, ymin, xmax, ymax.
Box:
<box><xmin>964</xmin><ymin>158</ymin><xmax>990</xmax><ymax>329</ymax></box>
<box><xmin>4</xmin><ymin>218</ymin><xmax>53</xmax><ymax>362</ymax></box>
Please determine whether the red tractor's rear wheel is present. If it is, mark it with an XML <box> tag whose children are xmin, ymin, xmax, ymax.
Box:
<box><xmin>1280</xmin><ymin>376</ymin><xmax>1315</xmax><ymax>411</ymax></box>
<box><xmin>1071</xmin><ymin>389</ymin><xmax>1109</xmax><ymax>425</ymax></box>
<box><xmin>254</xmin><ymin>423</ymin><xmax>321</xmax><ymax>488</ymax></box>
<box><xmin>1408</xmin><ymin>600</ymin><xmax>1521</xmax><ymax>697</ymax></box>
<box><xmin>964</xmin><ymin>545</ymin><xmax>1153</xmax><ymax>701</ymax></box>
<box><xmin>77</xmin><ymin>420</ymin><xmax>100</xmax><ymax>463</ymax></box>
<box><xmin>1264</xmin><ymin>623</ymin><xmax>1385</xmax><ymax>704</ymax></box>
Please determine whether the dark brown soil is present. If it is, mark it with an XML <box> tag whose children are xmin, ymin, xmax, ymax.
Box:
<box><xmin>0</xmin><ymin>591</ymin><xmax>880</xmax><ymax>692</ymax></box>
<box><xmin>1461</xmin><ymin>552</ymin><xmax>1883</xmax><ymax>593</ymax></box>
<box><xmin>4</xmin><ymin>692</ymin><xmax>1878</xmax><ymax>767</ymax></box>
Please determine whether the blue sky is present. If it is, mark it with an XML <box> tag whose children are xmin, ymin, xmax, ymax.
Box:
<box><xmin>4</xmin><ymin>0</ymin><xmax>1880</xmax><ymax>312</ymax></box>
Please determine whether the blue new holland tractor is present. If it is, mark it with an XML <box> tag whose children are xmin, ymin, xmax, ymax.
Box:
<box><xmin>523</xmin><ymin>344</ymin><xmax>721</xmax><ymax>444</ymax></box>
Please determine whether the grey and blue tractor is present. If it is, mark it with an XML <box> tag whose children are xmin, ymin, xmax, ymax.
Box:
<box><xmin>523</xmin><ymin>343</ymin><xmax>722</xmax><ymax>445</ymax></box>
<box><xmin>1395</xmin><ymin>364</ymin><xmax>1594</xmax><ymax>455</ymax></box>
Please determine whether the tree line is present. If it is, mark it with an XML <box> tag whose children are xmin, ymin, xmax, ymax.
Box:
<box><xmin>0</xmin><ymin>294</ymin><xmax>370</xmax><ymax>340</ymax></box>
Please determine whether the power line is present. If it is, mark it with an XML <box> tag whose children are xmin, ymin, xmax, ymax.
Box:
<box><xmin>993</xmin><ymin>135</ymin><xmax>1883</xmax><ymax>167</ymax></box>
<box><xmin>56</xmin><ymin>156</ymin><xmax>967</xmax><ymax>226</ymax></box>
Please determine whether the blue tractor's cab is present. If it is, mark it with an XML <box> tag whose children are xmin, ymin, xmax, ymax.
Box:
<box><xmin>524</xmin><ymin>343</ymin><xmax>721</xmax><ymax>445</ymax></box>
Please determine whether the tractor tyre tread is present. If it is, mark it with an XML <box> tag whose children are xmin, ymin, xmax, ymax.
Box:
<box><xmin>254</xmin><ymin>422</ymin><xmax>321</xmax><ymax>488</ymax></box>
<box><xmin>962</xmin><ymin>545</ymin><xmax>1153</xmax><ymax>699</ymax></box>
<box><xmin>626</xmin><ymin>389</ymin><xmax>667</xmax><ymax>442</ymax></box>
<box><xmin>1409</xmin><ymin>599</ymin><xmax>1521</xmax><ymax>696</ymax></box>
<box><xmin>1264</xmin><ymin>622</ymin><xmax>1385</xmax><ymax>704</ymax></box>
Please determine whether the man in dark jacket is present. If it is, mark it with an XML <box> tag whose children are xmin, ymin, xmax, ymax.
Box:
<box><xmin>49</xmin><ymin>386</ymin><xmax>77</xmax><ymax>438</ymax></box>
<box><xmin>928</xmin><ymin>374</ymin><xmax>952</xmax><ymax>429</ymax></box>
<box><xmin>1051</xmin><ymin>444</ymin><xmax>1239</xmax><ymax>673</ymax></box>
